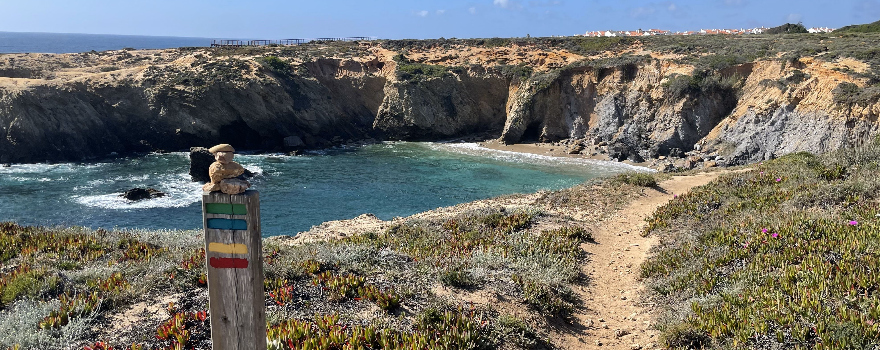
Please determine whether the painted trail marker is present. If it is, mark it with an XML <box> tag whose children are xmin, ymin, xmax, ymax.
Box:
<box><xmin>202</xmin><ymin>190</ymin><xmax>267</xmax><ymax>350</ymax></box>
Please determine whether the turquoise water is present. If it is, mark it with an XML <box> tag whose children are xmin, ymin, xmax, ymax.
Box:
<box><xmin>0</xmin><ymin>142</ymin><xmax>647</xmax><ymax>237</ymax></box>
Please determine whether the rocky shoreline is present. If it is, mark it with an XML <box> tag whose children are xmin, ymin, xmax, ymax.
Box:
<box><xmin>2</xmin><ymin>36</ymin><xmax>880</xmax><ymax>166</ymax></box>
<box><xmin>480</xmin><ymin>138</ymin><xmax>725</xmax><ymax>172</ymax></box>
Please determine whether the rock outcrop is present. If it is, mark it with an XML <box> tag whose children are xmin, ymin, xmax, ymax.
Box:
<box><xmin>121</xmin><ymin>188</ymin><xmax>165</xmax><ymax>201</ymax></box>
<box><xmin>189</xmin><ymin>147</ymin><xmax>215</xmax><ymax>183</ymax></box>
<box><xmin>1</xmin><ymin>42</ymin><xmax>879</xmax><ymax>165</ymax></box>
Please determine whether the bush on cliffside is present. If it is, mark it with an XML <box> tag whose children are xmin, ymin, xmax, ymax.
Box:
<box><xmin>832</xmin><ymin>81</ymin><xmax>880</xmax><ymax>107</ymax></box>
<box><xmin>393</xmin><ymin>52</ymin><xmax>457</xmax><ymax>81</ymax></box>
<box><xmin>258</xmin><ymin>55</ymin><xmax>293</xmax><ymax>76</ymax></box>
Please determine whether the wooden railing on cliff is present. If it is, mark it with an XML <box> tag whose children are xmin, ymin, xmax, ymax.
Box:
<box><xmin>210</xmin><ymin>37</ymin><xmax>373</xmax><ymax>47</ymax></box>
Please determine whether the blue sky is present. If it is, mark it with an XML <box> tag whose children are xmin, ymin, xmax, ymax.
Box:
<box><xmin>0</xmin><ymin>0</ymin><xmax>876</xmax><ymax>39</ymax></box>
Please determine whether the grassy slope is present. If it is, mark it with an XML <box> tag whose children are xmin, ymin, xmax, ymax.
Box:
<box><xmin>642</xmin><ymin>141</ymin><xmax>880</xmax><ymax>349</ymax></box>
<box><xmin>835</xmin><ymin>20</ymin><xmax>880</xmax><ymax>33</ymax></box>
<box><xmin>0</xmin><ymin>176</ymin><xmax>650</xmax><ymax>350</ymax></box>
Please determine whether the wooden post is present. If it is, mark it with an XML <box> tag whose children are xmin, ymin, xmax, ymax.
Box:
<box><xmin>202</xmin><ymin>190</ymin><xmax>266</xmax><ymax>350</ymax></box>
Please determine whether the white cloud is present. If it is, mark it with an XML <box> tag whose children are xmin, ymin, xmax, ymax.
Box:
<box><xmin>528</xmin><ymin>0</ymin><xmax>562</xmax><ymax>6</ymax></box>
<box><xmin>494</xmin><ymin>0</ymin><xmax>510</xmax><ymax>8</ymax></box>
<box><xmin>436</xmin><ymin>9</ymin><xmax>446</xmax><ymax>15</ymax></box>
<box><xmin>416</xmin><ymin>10</ymin><xmax>429</xmax><ymax>17</ymax></box>
<box><xmin>786</xmin><ymin>13</ymin><xmax>802</xmax><ymax>23</ymax></box>
<box><xmin>668</xmin><ymin>3</ymin><xmax>677</xmax><ymax>11</ymax></box>
<box><xmin>469</xmin><ymin>7</ymin><xmax>477</xmax><ymax>14</ymax></box>
<box><xmin>630</xmin><ymin>6</ymin><xmax>656</xmax><ymax>18</ymax></box>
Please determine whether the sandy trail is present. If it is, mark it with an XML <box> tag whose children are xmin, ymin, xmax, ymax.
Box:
<box><xmin>556</xmin><ymin>171</ymin><xmax>724</xmax><ymax>350</ymax></box>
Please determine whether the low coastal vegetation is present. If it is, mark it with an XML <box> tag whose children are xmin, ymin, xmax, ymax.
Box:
<box><xmin>5</xmin><ymin>138</ymin><xmax>880</xmax><ymax>349</ymax></box>
<box><xmin>0</xmin><ymin>174</ymin><xmax>650</xmax><ymax>349</ymax></box>
<box><xmin>642</xmin><ymin>139</ymin><xmax>880</xmax><ymax>349</ymax></box>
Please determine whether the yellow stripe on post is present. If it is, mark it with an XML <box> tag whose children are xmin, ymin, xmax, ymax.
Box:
<box><xmin>207</xmin><ymin>242</ymin><xmax>249</xmax><ymax>255</ymax></box>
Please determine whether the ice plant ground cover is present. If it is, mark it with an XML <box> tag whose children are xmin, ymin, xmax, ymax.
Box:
<box><xmin>642</xmin><ymin>141</ymin><xmax>880</xmax><ymax>349</ymax></box>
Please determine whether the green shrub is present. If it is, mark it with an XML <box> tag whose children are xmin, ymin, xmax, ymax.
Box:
<box><xmin>439</xmin><ymin>266</ymin><xmax>479</xmax><ymax>289</ymax></box>
<box><xmin>661</xmin><ymin>323</ymin><xmax>712</xmax><ymax>349</ymax></box>
<box><xmin>832</xmin><ymin>81</ymin><xmax>880</xmax><ymax>107</ymax></box>
<box><xmin>258</xmin><ymin>55</ymin><xmax>292</xmax><ymax>75</ymax></box>
<box><xmin>482</xmin><ymin>37</ymin><xmax>511</xmax><ymax>48</ymax></box>
<box><xmin>1</xmin><ymin>270</ymin><xmax>47</xmax><ymax>306</ymax></box>
<box><xmin>512</xmin><ymin>275</ymin><xmax>574</xmax><ymax>318</ymax></box>
<box><xmin>765</xmin><ymin>22</ymin><xmax>809</xmax><ymax>34</ymax></box>
<box><xmin>498</xmin><ymin>64</ymin><xmax>533</xmax><ymax>81</ymax></box>
<box><xmin>492</xmin><ymin>314</ymin><xmax>543</xmax><ymax>348</ymax></box>
<box><xmin>613</xmin><ymin>172</ymin><xmax>657</xmax><ymax>187</ymax></box>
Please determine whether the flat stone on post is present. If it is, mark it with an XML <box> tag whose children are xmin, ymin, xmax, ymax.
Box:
<box><xmin>202</xmin><ymin>190</ymin><xmax>266</xmax><ymax>350</ymax></box>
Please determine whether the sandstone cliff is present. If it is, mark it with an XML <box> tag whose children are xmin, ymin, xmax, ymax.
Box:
<box><xmin>1</xmin><ymin>36</ymin><xmax>879</xmax><ymax>165</ymax></box>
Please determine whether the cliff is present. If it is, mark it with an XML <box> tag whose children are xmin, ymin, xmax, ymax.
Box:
<box><xmin>2</xmin><ymin>35</ymin><xmax>879</xmax><ymax>165</ymax></box>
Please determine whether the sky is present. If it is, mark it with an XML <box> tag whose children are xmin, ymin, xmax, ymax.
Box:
<box><xmin>0</xmin><ymin>0</ymin><xmax>877</xmax><ymax>40</ymax></box>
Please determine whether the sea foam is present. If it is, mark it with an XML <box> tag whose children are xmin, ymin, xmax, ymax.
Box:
<box><xmin>73</xmin><ymin>173</ymin><xmax>202</xmax><ymax>209</ymax></box>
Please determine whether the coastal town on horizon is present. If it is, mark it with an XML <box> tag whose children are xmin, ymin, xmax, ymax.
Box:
<box><xmin>575</xmin><ymin>25</ymin><xmax>836</xmax><ymax>37</ymax></box>
<box><xmin>207</xmin><ymin>23</ymin><xmax>841</xmax><ymax>48</ymax></box>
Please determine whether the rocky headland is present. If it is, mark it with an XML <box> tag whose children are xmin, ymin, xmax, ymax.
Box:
<box><xmin>1</xmin><ymin>35</ymin><xmax>879</xmax><ymax>168</ymax></box>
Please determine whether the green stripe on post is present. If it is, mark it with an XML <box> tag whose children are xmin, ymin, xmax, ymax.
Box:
<box><xmin>232</xmin><ymin>204</ymin><xmax>247</xmax><ymax>215</ymax></box>
<box><xmin>205</xmin><ymin>203</ymin><xmax>247</xmax><ymax>215</ymax></box>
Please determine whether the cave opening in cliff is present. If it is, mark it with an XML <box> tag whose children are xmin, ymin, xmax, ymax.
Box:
<box><xmin>218</xmin><ymin>120</ymin><xmax>274</xmax><ymax>150</ymax></box>
<box><xmin>521</xmin><ymin>120</ymin><xmax>544</xmax><ymax>142</ymax></box>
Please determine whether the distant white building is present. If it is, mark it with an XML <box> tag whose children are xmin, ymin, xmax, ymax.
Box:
<box><xmin>808</xmin><ymin>27</ymin><xmax>834</xmax><ymax>33</ymax></box>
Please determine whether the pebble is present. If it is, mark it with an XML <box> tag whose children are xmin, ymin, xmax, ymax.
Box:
<box><xmin>631</xmin><ymin>344</ymin><xmax>642</xmax><ymax>350</ymax></box>
<box><xmin>596</xmin><ymin>340</ymin><xmax>603</xmax><ymax>346</ymax></box>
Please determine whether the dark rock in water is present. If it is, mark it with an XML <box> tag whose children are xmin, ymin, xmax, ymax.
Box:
<box><xmin>189</xmin><ymin>146</ymin><xmax>258</xmax><ymax>183</ymax></box>
<box><xmin>121</xmin><ymin>188</ymin><xmax>165</xmax><ymax>201</ymax></box>
<box><xmin>2</xmin><ymin>164</ymin><xmax>10</xmax><ymax>167</ymax></box>
<box><xmin>189</xmin><ymin>147</ymin><xmax>214</xmax><ymax>183</ymax></box>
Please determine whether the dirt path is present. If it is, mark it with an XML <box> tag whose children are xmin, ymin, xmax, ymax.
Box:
<box><xmin>557</xmin><ymin>172</ymin><xmax>725</xmax><ymax>350</ymax></box>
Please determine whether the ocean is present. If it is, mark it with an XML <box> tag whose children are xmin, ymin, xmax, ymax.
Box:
<box><xmin>0</xmin><ymin>31</ymin><xmax>213</xmax><ymax>54</ymax></box>
<box><xmin>0</xmin><ymin>142</ymin><xmax>647</xmax><ymax>237</ymax></box>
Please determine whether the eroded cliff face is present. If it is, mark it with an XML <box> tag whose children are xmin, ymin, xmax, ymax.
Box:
<box><xmin>1</xmin><ymin>42</ymin><xmax>878</xmax><ymax>164</ymax></box>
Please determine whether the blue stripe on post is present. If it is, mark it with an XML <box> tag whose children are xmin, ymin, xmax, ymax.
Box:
<box><xmin>207</xmin><ymin>218</ymin><xmax>248</xmax><ymax>230</ymax></box>
<box><xmin>231</xmin><ymin>219</ymin><xmax>247</xmax><ymax>230</ymax></box>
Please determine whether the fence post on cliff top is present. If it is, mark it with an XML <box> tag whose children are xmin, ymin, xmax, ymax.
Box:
<box><xmin>202</xmin><ymin>190</ymin><xmax>267</xmax><ymax>350</ymax></box>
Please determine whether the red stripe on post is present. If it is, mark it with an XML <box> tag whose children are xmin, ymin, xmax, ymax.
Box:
<box><xmin>209</xmin><ymin>257</ymin><xmax>249</xmax><ymax>269</ymax></box>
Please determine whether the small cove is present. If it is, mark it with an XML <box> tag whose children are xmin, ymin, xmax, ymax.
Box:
<box><xmin>0</xmin><ymin>142</ymin><xmax>648</xmax><ymax>237</ymax></box>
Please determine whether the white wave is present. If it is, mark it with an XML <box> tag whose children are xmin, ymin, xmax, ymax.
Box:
<box><xmin>86</xmin><ymin>174</ymin><xmax>150</xmax><ymax>187</ymax></box>
<box><xmin>0</xmin><ymin>162</ymin><xmax>111</xmax><ymax>176</ymax></box>
<box><xmin>243</xmin><ymin>165</ymin><xmax>263</xmax><ymax>175</ymax></box>
<box><xmin>427</xmin><ymin>142</ymin><xmax>655</xmax><ymax>173</ymax></box>
<box><xmin>73</xmin><ymin>173</ymin><xmax>202</xmax><ymax>209</ymax></box>
<box><xmin>8</xmin><ymin>176</ymin><xmax>51</xmax><ymax>182</ymax></box>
